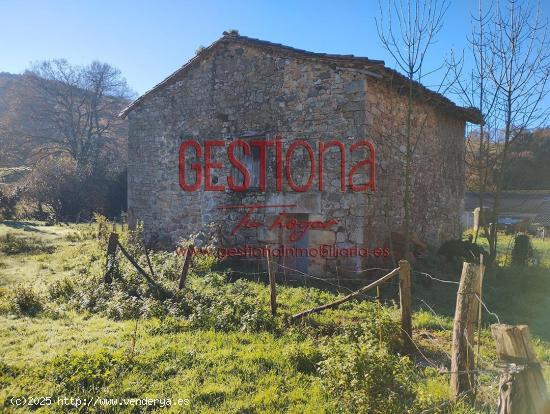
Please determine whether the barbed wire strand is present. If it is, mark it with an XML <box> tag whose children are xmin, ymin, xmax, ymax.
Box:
<box><xmin>475</xmin><ymin>293</ymin><xmax>501</xmax><ymax>324</ymax></box>
<box><xmin>415</xmin><ymin>271</ymin><xmax>460</xmax><ymax>285</ymax></box>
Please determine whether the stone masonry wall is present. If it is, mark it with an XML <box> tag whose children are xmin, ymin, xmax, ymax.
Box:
<box><xmin>127</xmin><ymin>39</ymin><xmax>465</xmax><ymax>277</ymax></box>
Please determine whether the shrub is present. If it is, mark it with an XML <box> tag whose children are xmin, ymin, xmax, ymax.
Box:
<box><xmin>0</xmin><ymin>233</ymin><xmax>55</xmax><ymax>255</ymax></box>
<box><xmin>9</xmin><ymin>285</ymin><xmax>44</xmax><ymax>316</ymax></box>
<box><xmin>0</xmin><ymin>360</ymin><xmax>20</xmax><ymax>388</ymax></box>
<box><xmin>105</xmin><ymin>291</ymin><xmax>142</xmax><ymax>320</ymax></box>
<box><xmin>47</xmin><ymin>278</ymin><xmax>76</xmax><ymax>302</ymax></box>
<box><xmin>0</xmin><ymin>287</ymin><xmax>10</xmax><ymax>315</ymax></box>
<box><xmin>183</xmin><ymin>279</ymin><xmax>275</xmax><ymax>332</ymax></box>
<box><xmin>511</xmin><ymin>234</ymin><xmax>534</xmax><ymax>267</ymax></box>
<box><xmin>65</xmin><ymin>232</ymin><xmax>83</xmax><ymax>242</ymax></box>
<box><xmin>318</xmin><ymin>337</ymin><xmax>417</xmax><ymax>414</ymax></box>
<box><xmin>45</xmin><ymin>349</ymin><xmax>124</xmax><ymax>398</ymax></box>
<box><xmin>286</xmin><ymin>340</ymin><xmax>323</xmax><ymax>374</ymax></box>
<box><xmin>93</xmin><ymin>213</ymin><xmax>113</xmax><ymax>248</ymax></box>
<box><xmin>0</xmin><ymin>187</ymin><xmax>21</xmax><ymax>220</ymax></box>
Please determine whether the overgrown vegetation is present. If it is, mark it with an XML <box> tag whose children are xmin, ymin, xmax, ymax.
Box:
<box><xmin>0</xmin><ymin>61</ymin><xmax>131</xmax><ymax>221</ymax></box>
<box><xmin>511</xmin><ymin>234</ymin><xmax>534</xmax><ymax>267</ymax></box>
<box><xmin>8</xmin><ymin>285</ymin><xmax>44</xmax><ymax>316</ymax></box>
<box><xmin>0</xmin><ymin>221</ymin><xmax>548</xmax><ymax>413</ymax></box>
<box><xmin>0</xmin><ymin>232</ymin><xmax>55</xmax><ymax>255</ymax></box>
<box><xmin>0</xmin><ymin>187</ymin><xmax>21</xmax><ymax>220</ymax></box>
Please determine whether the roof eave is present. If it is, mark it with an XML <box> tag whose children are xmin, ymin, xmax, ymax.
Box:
<box><xmin>119</xmin><ymin>32</ymin><xmax>484</xmax><ymax>125</ymax></box>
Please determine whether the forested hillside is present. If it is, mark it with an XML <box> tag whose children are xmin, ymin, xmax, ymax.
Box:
<box><xmin>0</xmin><ymin>64</ymin><xmax>131</xmax><ymax>220</ymax></box>
<box><xmin>0</xmin><ymin>71</ymin><xmax>129</xmax><ymax>168</ymax></box>
<box><xmin>502</xmin><ymin>128</ymin><xmax>550</xmax><ymax>190</ymax></box>
<box><xmin>466</xmin><ymin>127</ymin><xmax>550</xmax><ymax>192</ymax></box>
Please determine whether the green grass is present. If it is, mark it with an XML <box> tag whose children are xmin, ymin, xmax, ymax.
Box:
<box><xmin>0</xmin><ymin>221</ymin><xmax>97</xmax><ymax>288</ymax></box>
<box><xmin>0</xmin><ymin>221</ymin><xmax>548</xmax><ymax>413</ymax></box>
<box><xmin>0</xmin><ymin>315</ymin><xmax>330</xmax><ymax>413</ymax></box>
<box><xmin>413</xmin><ymin>231</ymin><xmax>550</xmax><ymax>341</ymax></box>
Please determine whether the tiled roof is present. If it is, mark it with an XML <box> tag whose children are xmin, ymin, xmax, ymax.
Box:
<box><xmin>120</xmin><ymin>31</ymin><xmax>483</xmax><ymax>124</ymax></box>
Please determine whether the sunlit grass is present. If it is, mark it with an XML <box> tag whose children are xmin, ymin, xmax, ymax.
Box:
<box><xmin>0</xmin><ymin>221</ymin><xmax>548</xmax><ymax>413</ymax></box>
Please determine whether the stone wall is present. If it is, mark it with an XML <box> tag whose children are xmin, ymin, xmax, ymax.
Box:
<box><xmin>127</xmin><ymin>39</ymin><xmax>465</xmax><ymax>276</ymax></box>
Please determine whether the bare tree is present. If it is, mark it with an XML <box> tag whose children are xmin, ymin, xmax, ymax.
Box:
<box><xmin>486</xmin><ymin>0</ymin><xmax>550</xmax><ymax>262</ymax></box>
<box><xmin>2</xmin><ymin>60</ymin><xmax>133</xmax><ymax>220</ymax></box>
<box><xmin>376</xmin><ymin>0</ymin><xmax>450</xmax><ymax>258</ymax></box>
<box><xmin>13</xmin><ymin>59</ymin><xmax>132</xmax><ymax>170</ymax></box>
<box><xmin>448</xmin><ymin>0</ymin><xmax>500</xmax><ymax>244</ymax></box>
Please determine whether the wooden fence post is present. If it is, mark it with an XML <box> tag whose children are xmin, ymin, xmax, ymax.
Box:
<box><xmin>266</xmin><ymin>246</ymin><xmax>277</xmax><ymax>316</ymax></box>
<box><xmin>142</xmin><ymin>236</ymin><xmax>156</xmax><ymax>280</ymax></box>
<box><xmin>491</xmin><ymin>324</ymin><xmax>550</xmax><ymax>414</ymax></box>
<box><xmin>398</xmin><ymin>260</ymin><xmax>412</xmax><ymax>349</ymax></box>
<box><xmin>476</xmin><ymin>254</ymin><xmax>485</xmax><ymax>378</ymax></box>
<box><xmin>103</xmin><ymin>233</ymin><xmax>119</xmax><ymax>284</ymax></box>
<box><xmin>178</xmin><ymin>245</ymin><xmax>193</xmax><ymax>290</ymax></box>
<box><xmin>451</xmin><ymin>261</ymin><xmax>482</xmax><ymax>401</ymax></box>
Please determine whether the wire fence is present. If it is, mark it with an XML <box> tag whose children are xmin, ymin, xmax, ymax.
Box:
<box><xmin>219</xmin><ymin>257</ymin><xmax>520</xmax><ymax>411</ymax></box>
<box><xmin>91</xmin><ymin>224</ymin><xmax>549</xmax><ymax>412</ymax></box>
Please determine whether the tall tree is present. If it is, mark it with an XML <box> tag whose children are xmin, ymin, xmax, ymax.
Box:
<box><xmin>12</xmin><ymin>59</ymin><xmax>132</xmax><ymax>170</ymax></box>
<box><xmin>4</xmin><ymin>60</ymin><xmax>133</xmax><ymax>220</ymax></box>
<box><xmin>486</xmin><ymin>0</ymin><xmax>550</xmax><ymax>262</ymax></box>
<box><xmin>376</xmin><ymin>0</ymin><xmax>450</xmax><ymax>259</ymax></box>
<box><xmin>448</xmin><ymin>0</ymin><xmax>499</xmax><ymax>244</ymax></box>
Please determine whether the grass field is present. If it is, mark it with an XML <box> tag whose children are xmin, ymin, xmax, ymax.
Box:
<box><xmin>0</xmin><ymin>221</ymin><xmax>548</xmax><ymax>413</ymax></box>
<box><xmin>411</xmin><ymin>231</ymin><xmax>550</xmax><ymax>341</ymax></box>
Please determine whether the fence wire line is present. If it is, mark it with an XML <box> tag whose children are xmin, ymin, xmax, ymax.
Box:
<box><xmin>224</xmin><ymin>262</ymin><xmax>368</xmax><ymax>294</ymax></box>
<box><xmin>398</xmin><ymin>326</ymin><xmax>493</xmax><ymax>377</ymax></box>
<box><xmin>228</xmin><ymin>260</ymin><xmax>501</xmax><ymax>323</ymax></box>
<box><xmin>415</xmin><ymin>271</ymin><xmax>460</xmax><ymax>285</ymax></box>
<box><xmin>419</xmin><ymin>382</ymin><xmax>485</xmax><ymax>414</ymax></box>
<box><xmin>417</xmin><ymin>297</ymin><xmax>502</xmax><ymax>379</ymax></box>
<box><xmin>336</xmin><ymin>266</ymin><xmax>395</xmax><ymax>274</ymax></box>
<box><xmin>228</xmin><ymin>269</ymin><xmax>269</xmax><ymax>276</ymax></box>
<box><xmin>215</xmin><ymin>257</ymin><xmax>507</xmax><ymax>410</ymax></box>
<box><xmin>223</xmin><ymin>259</ymin><xmax>509</xmax><ymax>412</ymax></box>
<box><xmin>414</xmin><ymin>297</ymin><xmax>450</xmax><ymax>334</ymax></box>
<box><xmin>221</xmin><ymin>258</ymin><xmax>502</xmax><ymax>326</ymax></box>
<box><xmin>462</xmin><ymin>327</ymin><xmax>502</xmax><ymax>376</ymax></box>
<box><xmin>475</xmin><ymin>293</ymin><xmax>501</xmax><ymax>324</ymax></box>
<box><xmin>227</xmin><ymin>258</ymin><xmax>504</xmax><ymax>367</ymax></box>
<box><xmin>230</xmin><ymin>259</ymin><xmax>460</xmax><ymax>286</ymax></box>
<box><xmin>272</xmin><ymin>261</ymin><xmax>357</xmax><ymax>294</ymax></box>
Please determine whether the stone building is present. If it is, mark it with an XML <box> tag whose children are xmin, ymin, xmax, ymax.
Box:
<box><xmin>121</xmin><ymin>31</ymin><xmax>482</xmax><ymax>276</ymax></box>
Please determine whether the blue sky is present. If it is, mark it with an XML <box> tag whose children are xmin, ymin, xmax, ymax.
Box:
<box><xmin>1</xmin><ymin>0</ymin><xmax>550</xmax><ymax>97</ymax></box>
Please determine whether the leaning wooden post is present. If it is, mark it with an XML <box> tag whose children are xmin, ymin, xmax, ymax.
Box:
<box><xmin>451</xmin><ymin>261</ymin><xmax>482</xmax><ymax>401</ymax></box>
<box><xmin>398</xmin><ymin>260</ymin><xmax>412</xmax><ymax>349</ymax></box>
<box><xmin>142</xmin><ymin>236</ymin><xmax>156</xmax><ymax>280</ymax></box>
<box><xmin>491</xmin><ymin>324</ymin><xmax>549</xmax><ymax>414</ymax></box>
<box><xmin>103</xmin><ymin>233</ymin><xmax>119</xmax><ymax>284</ymax></box>
<box><xmin>292</xmin><ymin>267</ymin><xmax>399</xmax><ymax>319</ymax></box>
<box><xmin>178</xmin><ymin>245</ymin><xmax>194</xmax><ymax>290</ymax></box>
<box><xmin>266</xmin><ymin>245</ymin><xmax>277</xmax><ymax>316</ymax></box>
<box><xmin>476</xmin><ymin>255</ymin><xmax>486</xmax><ymax>378</ymax></box>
